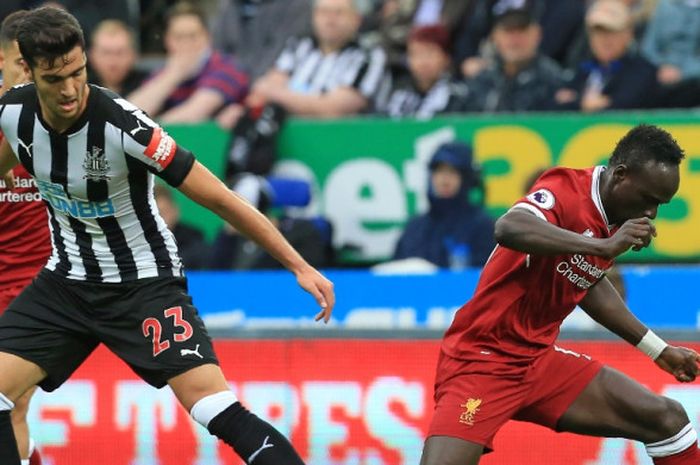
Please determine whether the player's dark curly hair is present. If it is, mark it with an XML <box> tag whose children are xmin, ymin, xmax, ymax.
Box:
<box><xmin>15</xmin><ymin>6</ymin><xmax>84</xmax><ymax>69</ymax></box>
<box><xmin>609</xmin><ymin>124</ymin><xmax>685</xmax><ymax>170</ymax></box>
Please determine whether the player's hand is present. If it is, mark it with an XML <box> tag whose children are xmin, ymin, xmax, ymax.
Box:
<box><xmin>655</xmin><ymin>346</ymin><xmax>700</xmax><ymax>383</ymax></box>
<box><xmin>602</xmin><ymin>218</ymin><xmax>656</xmax><ymax>258</ymax></box>
<box><xmin>2</xmin><ymin>171</ymin><xmax>15</xmax><ymax>190</ymax></box>
<box><xmin>294</xmin><ymin>265</ymin><xmax>335</xmax><ymax>323</ymax></box>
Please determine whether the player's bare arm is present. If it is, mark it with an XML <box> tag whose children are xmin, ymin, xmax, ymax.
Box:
<box><xmin>177</xmin><ymin>160</ymin><xmax>334</xmax><ymax>321</ymax></box>
<box><xmin>580</xmin><ymin>277</ymin><xmax>700</xmax><ymax>383</ymax></box>
<box><xmin>0</xmin><ymin>137</ymin><xmax>19</xmax><ymax>189</ymax></box>
<box><xmin>495</xmin><ymin>208</ymin><xmax>655</xmax><ymax>259</ymax></box>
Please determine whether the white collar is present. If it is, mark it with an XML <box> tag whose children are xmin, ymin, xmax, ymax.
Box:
<box><xmin>591</xmin><ymin>165</ymin><xmax>612</xmax><ymax>228</ymax></box>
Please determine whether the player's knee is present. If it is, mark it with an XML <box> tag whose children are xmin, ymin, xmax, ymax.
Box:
<box><xmin>10</xmin><ymin>394</ymin><xmax>29</xmax><ymax>421</ymax></box>
<box><xmin>190</xmin><ymin>391</ymin><xmax>238</xmax><ymax>429</ymax></box>
<box><xmin>649</xmin><ymin>396</ymin><xmax>689</xmax><ymax>437</ymax></box>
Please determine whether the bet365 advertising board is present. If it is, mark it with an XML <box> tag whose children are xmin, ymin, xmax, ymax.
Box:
<box><xmin>166</xmin><ymin>113</ymin><xmax>700</xmax><ymax>263</ymax></box>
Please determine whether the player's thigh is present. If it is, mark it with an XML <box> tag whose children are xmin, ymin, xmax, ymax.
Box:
<box><xmin>0</xmin><ymin>274</ymin><xmax>98</xmax><ymax>396</ymax></box>
<box><xmin>0</xmin><ymin>352</ymin><xmax>44</xmax><ymax>401</ymax></box>
<box><xmin>98</xmin><ymin>277</ymin><xmax>219</xmax><ymax>390</ymax></box>
<box><xmin>0</xmin><ymin>287</ymin><xmax>43</xmax><ymax>399</ymax></box>
<box><xmin>420</xmin><ymin>436</ymin><xmax>483</xmax><ymax>465</ymax></box>
<box><xmin>513</xmin><ymin>345</ymin><xmax>602</xmax><ymax>430</ymax></box>
<box><xmin>168</xmin><ymin>363</ymin><xmax>231</xmax><ymax>412</ymax></box>
<box><xmin>557</xmin><ymin>365</ymin><xmax>688</xmax><ymax>443</ymax></box>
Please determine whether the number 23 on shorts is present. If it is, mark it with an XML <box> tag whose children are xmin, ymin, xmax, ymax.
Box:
<box><xmin>141</xmin><ymin>306</ymin><xmax>194</xmax><ymax>357</ymax></box>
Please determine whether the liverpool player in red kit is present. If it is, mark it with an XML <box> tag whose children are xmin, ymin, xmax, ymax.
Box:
<box><xmin>0</xmin><ymin>10</ymin><xmax>48</xmax><ymax>465</ymax></box>
<box><xmin>421</xmin><ymin>125</ymin><xmax>700</xmax><ymax>465</ymax></box>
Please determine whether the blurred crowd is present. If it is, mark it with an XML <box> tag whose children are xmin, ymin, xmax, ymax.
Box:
<box><xmin>3</xmin><ymin>0</ymin><xmax>699</xmax><ymax>123</ymax></box>
<box><xmin>1</xmin><ymin>0</ymin><xmax>698</xmax><ymax>270</ymax></box>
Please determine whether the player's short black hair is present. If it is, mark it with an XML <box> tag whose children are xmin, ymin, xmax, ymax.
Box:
<box><xmin>0</xmin><ymin>10</ymin><xmax>29</xmax><ymax>48</ymax></box>
<box><xmin>165</xmin><ymin>1</ymin><xmax>209</xmax><ymax>32</ymax></box>
<box><xmin>15</xmin><ymin>6</ymin><xmax>85</xmax><ymax>69</ymax></box>
<box><xmin>609</xmin><ymin>124</ymin><xmax>685</xmax><ymax>170</ymax></box>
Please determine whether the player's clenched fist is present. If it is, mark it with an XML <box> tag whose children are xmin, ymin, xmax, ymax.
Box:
<box><xmin>601</xmin><ymin>217</ymin><xmax>657</xmax><ymax>258</ymax></box>
<box><xmin>655</xmin><ymin>346</ymin><xmax>700</xmax><ymax>383</ymax></box>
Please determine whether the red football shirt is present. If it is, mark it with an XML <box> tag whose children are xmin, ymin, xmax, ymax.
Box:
<box><xmin>442</xmin><ymin>166</ymin><xmax>616</xmax><ymax>364</ymax></box>
<box><xmin>0</xmin><ymin>132</ymin><xmax>51</xmax><ymax>289</ymax></box>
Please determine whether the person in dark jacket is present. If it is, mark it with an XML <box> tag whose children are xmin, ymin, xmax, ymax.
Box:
<box><xmin>393</xmin><ymin>142</ymin><xmax>495</xmax><ymax>268</ymax></box>
<box><xmin>555</xmin><ymin>0</ymin><xmax>658</xmax><ymax>112</ymax></box>
<box><xmin>458</xmin><ymin>3</ymin><xmax>566</xmax><ymax>113</ymax></box>
<box><xmin>454</xmin><ymin>0</ymin><xmax>585</xmax><ymax>76</ymax></box>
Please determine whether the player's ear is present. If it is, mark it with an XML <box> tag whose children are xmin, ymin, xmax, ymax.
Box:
<box><xmin>21</xmin><ymin>58</ymin><xmax>30</xmax><ymax>77</ymax></box>
<box><xmin>611</xmin><ymin>164</ymin><xmax>628</xmax><ymax>182</ymax></box>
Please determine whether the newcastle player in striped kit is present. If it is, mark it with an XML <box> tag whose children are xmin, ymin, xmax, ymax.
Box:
<box><xmin>0</xmin><ymin>10</ymin><xmax>46</xmax><ymax>465</ymax></box>
<box><xmin>0</xmin><ymin>7</ymin><xmax>334</xmax><ymax>465</ymax></box>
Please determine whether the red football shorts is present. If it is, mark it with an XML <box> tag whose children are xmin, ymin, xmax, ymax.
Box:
<box><xmin>0</xmin><ymin>283</ymin><xmax>29</xmax><ymax>314</ymax></box>
<box><xmin>428</xmin><ymin>345</ymin><xmax>603</xmax><ymax>452</ymax></box>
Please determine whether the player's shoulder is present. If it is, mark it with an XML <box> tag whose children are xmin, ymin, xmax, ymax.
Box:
<box><xmin>533</xmin><ymin>166</ymin><xmax>594</xmax><ymax>189</ymax></box>
<box><xmin>90</xmin><ymin>84</ymin><xmax>136</xmax><ymax>118</ymax></box>
<box><xmin>89</xmin><ymin>84</ymin><xmax>158</xmax><ymax>132</ymax></box>
<box><xmin>525</xmin><ymin>166</ymin><xmax>595</xmax><ymax>210</ymax></box>
<box><xmin>0</xmin><ymin>82</ymin><xmax>36</xmax><ymax>105</ymax></box>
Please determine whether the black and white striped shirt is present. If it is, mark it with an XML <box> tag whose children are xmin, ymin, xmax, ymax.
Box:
<box><xmin>377</xmin><ymin>74</ymin><xmax>470</xmax><ymax>119</ymax></box>
<box><xmin>0</xmin><ymin>84</ymin><xmax>194</xmax><ymax>283</ymax></box>
<box><xmin>275</xmin><ymin>35</ymin><xmax>386</xmax><ymax>99</ymax></box>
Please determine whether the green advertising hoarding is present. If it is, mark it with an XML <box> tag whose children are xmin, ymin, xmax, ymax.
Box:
<box><xmin>166</xmin><ymin>111</ymin><xmax>700</xmax><ymax>264</ymax></box>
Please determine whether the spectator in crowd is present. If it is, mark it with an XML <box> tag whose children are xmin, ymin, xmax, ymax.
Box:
<box><xmin>211</xmin><ymin>0</ymin><xmax>312</xmax><ymax>81</ymax></box>
<box><xmin>458</xmin><ymin>3</ymin><xmax>565</xmax><ymax>113</ymax></box>
<box><xmin>138</xmin><ymin>0</ymin><xmax>214</xmax><ymax>54</ymax></box>
<box><xmin>556</xmin><ymin>0</ymin><xmax>658</xmax><ymax>112</ymax></box>
<box><xmin>231</xmin><ymin>0</ymin><xmax>386</xmax><ymax>122</ymax></box>
<box><xmin>640</xmin><ymin>0</ymin><xmax>700</xmax><ymax>108</ymax></box>
<box><xmin>361</xmin><ymin>0</ymin><xmax>476</xmax><ymax>72</ymax></box>
<box><xmin>41</xmin><ymin>0</ymin><xmax>139</xmax><ymax>47</ymax></box>
<box><xmin>208</xmin><ymin>174</ymin><xmax>331</xmax><ymax>270</ymax></box>
<box><xmin>455</xmin><ymin>0</ymin><xmax>585</xmax><ymax>76</ymax></box>
<box><xmin>393</xmin><ymin>142</ymin><xmax>495</xmax><ymax>268</ymax></box>
<box><xmin>88</xmin><ymin>20</ymin><xmax>147</xmax><ymax>96</ymax></box>
<box><xmin>376</xmin><ymin>24</ymin><xmax>469</xmax><ymax>118</ymax></box>
<box><xmin>154</xmin><ymin>184</ymin><xmax>208</xmax><ymax>270</ymax></box>
<box><xmin>642</xmin><ymin>0</ymin><xmax>700</xmax><ymax>87</ymax></box>
<box><xmin>622</xmin><ymin>0</ymin><xmax>658</xmax><ymax>39</ymax></box>
<box><xmin>128</xmin><ymin>1</ymin><xmax>248</xmax><ymax>123</ymax></box>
